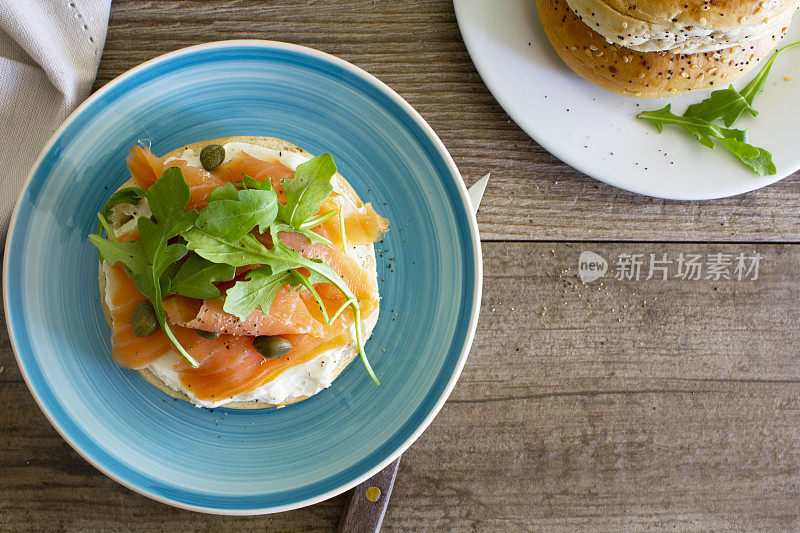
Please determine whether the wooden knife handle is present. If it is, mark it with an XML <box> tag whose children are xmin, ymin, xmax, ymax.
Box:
<box><xmin>337</xmin><ymin>456</ymin><xmax>402</xmax><ymax>533</ymax></box>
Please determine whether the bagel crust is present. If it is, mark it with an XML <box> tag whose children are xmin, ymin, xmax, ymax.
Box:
<box><xmin>100</xmin><ymin>136</ymin><xmax>379</xmax><ymax>409</ymax></box>
<box><xmin>566</xmin><ymin>0</ymin><xmax>799</xmax><ymax>53</ymax></box>
<box><xmin>537</xmin><ymin>0</ymin><xmax>791</xmax><ymax>97</ymax></box>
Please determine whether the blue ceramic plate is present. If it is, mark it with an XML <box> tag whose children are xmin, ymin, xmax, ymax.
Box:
<box><xmin>4</xmin><ymin>41</ymin><xmax>481</xmax><ymax>514</ymax></box>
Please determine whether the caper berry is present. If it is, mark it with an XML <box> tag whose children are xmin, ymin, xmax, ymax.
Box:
<box><xmin>195</xmin><ymin>329</ymin><xmax>220</xmax><ymax>339</ymax></box>
<box><xmin>253</xmin><ymin>336</ymin><xmax>292</xmax><ymax>359</ymax></box>
<box><xmin>199</xmin><ymin>144</ymin><xmax>225</xmax><ymax>171</ymax></box>
<box><xmin>131</xmin><ymin>300</ymin><xmax>159</xmax><ymax>337</ymax></box>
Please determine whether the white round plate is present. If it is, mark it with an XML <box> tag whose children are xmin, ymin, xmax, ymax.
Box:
<box><xmin>454</xmin><ymin>0</ymin><xmax>800</xmax><ymax>200</ymax></box>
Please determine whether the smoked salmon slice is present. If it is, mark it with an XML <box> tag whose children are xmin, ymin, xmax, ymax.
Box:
<box><xmin>116</xmin><ymin>227</ymin><xmax>140</xmax><ymax>243</ymax></box>
<box><xmin>304</xmin><ymin>243</ymin><xmax>379</xmax><ymax>303</ymax></box>
<box><xmin>104</xmin><ymin>262</ymin><xmax>172</xmax><ymax>369</ymax></box>
<box><xmin>127</xmin><ymin>145</ymin><xmax>226</xmax><ymax>210</ymax></box>
<box><xmin>174</xmin><ymin>284</ymin><xmax>357</xmax><ymax>401</ymax></box>
<box><xmin>128</xmin><ymin>146</ymin><xmax>387</xmax><ymax>246</ymax></box>
<box><xmin>315</xmin><ymin>196</ymin><xmax>388</xmax><ymax>246</ymax></box>
<box><xmin>163</xmin><ymin>287</ymin><xmax>327</xmax><ymax>337</ymax></box>
<box><xmin>214</xmin><ymin>153</ymin><xmax>293</xmax><ymax>202</ymax></box>
<box><xmin>176</xmin><ymin>330</ymin><xmax>352</xmax><ymax>401</ymax></box>
<box><xmin>105</xmin><ymin>262</ymin><xmax>355</xmax><ymax>400</ymax></box>
<box><xmin>276</xmin><ymin>232</ymin><xmax>379</xmax><ymax>314</ymax></box>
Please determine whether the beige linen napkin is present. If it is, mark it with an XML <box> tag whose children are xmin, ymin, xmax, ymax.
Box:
<box><xmin>0</xmin><ymin>0</ymin><xmax>111</xmax><ymax>241</ymax></box>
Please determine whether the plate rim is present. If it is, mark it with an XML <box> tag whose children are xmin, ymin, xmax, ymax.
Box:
<box><xmin>453</xmin><ymin>0</ymin><xmax>799</xmax><ymax>200</ymax></box>
<box><xmin>2</xmin><ymin>39</ymin><xmax>483</xmax><ymax>515</ymax></box>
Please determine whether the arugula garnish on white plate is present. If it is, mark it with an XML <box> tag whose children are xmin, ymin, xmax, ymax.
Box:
<box><xmin>637</xmin><ymin>42</ymin><xmax>800</xmax><ymax>176</ymax></box>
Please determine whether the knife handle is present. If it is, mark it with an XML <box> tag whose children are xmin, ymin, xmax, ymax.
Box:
<box><xmin>337</xmin><ymin>457</ymin><xmax>402</xmax><ymax>533</ymax></box>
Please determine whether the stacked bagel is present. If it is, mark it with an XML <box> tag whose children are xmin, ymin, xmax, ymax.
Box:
<box><xmin>537</xmin><ymin>0</ymin><xmax>800</xmax><ymax>96</ymax></box>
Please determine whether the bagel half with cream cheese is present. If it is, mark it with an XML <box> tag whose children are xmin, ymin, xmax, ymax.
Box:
<box><xmin>97</xmin><ymin>136</ymin><xmax>384</xmax><ymax>409</ymax></box>
<box><xmin>537</xmin><ymin>0</ymin><xmax>799</xmax><ymax>97</ymax></box>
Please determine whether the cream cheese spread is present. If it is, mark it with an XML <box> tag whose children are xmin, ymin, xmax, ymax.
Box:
<box><xmin>566</xmin><ymin>0</ymin><xmax>799</xmax><ymax>53</ymax></box>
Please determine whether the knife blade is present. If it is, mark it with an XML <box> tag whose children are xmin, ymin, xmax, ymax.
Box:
<box><xmin>468</xmin><ymin>173</ymin><xmax>490</xmax><ymax>214</ymax></box>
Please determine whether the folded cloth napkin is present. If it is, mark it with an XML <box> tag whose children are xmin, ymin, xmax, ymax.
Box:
<box><xmin>0</xmin><ymin>0</ymin><xmax>111</xmax><ymax>241</ymax></box>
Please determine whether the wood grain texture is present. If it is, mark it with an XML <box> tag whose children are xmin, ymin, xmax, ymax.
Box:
<box><xmin>93</xmin><ymin>0</ymin><xmax>800</xmax><ymax>243</ymax></box>
<box><xmin>3</xmin><ymin>0</ymin><xmax>800</xmax><ymax>530</ymax></box>
<box><xmin>4</xmin><ymin>243</ymin><xmax>800</xmax><ymax>530</ymax></box>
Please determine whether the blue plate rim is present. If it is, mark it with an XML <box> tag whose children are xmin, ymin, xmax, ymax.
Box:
<box><xmin>2</xmin><ymin>40</ymin><xmax>483</xmax><ymax>515</ymax></box>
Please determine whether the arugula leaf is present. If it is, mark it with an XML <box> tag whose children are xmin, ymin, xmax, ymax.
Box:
<box><xmin>137</xmin><ymin>220</ymin><xmax>188</xmax><ymax>278</ymax></box>
<box><xmin>299</xmin><ymin>209</ymin><xmax>338</xmax><ymax>230</ymax></box>
<box><xmin>169</xmin><ymin>254</ymin><xmax>236</xmax><ymax>300</ymax></box>
<box><xmin>159</xmin><ymin>261</ymin><xmax>181</xmax><ymax>296</ymax></box>
<box><xmin>89</xmin><ymin>235</ymin><xmax>148</xmax><ymax>271</ymax></box>
<box><xmin>637</xmin><ymin>42</ymin><xmax>800</xmax><ymax>177</ymax></box>
<box><xmin>183</xmin><ymin>230</ymin><xmax>298</xmax><ymax>270</ymax></box>
<box><xmin>716</xmin><ymin>136</ymin><xmax>760</xmax><ymax>159</ymax></box>
<box><xmin>278</xmin><ymin>153</ymin><xmax>336</xmax><ymax>228</ymax></box>
<box><xmin>97</xmin><ymin>186</ymin><xmax>146</xmax><ymax>234</ymax></box>
<box><xmin>185</xmin><ymin>226</ymin><xmax>354</xmax><ymax>306</ymax></box>
<box><xmin>638</xmin><ymin>105</ymin><xmax>747</xmax><ymax>148</ymax></box>
<box><xmin>271</xmin><ymin>222</ymin><xmax>332</xmax><ymax>247</ymax></box>
<box><xmin>195</xmin><ymin>183</ymin><xmax>278</xmax><ymax>241</ymax></box>
<box><xmin>288</xmin><ymin>268</ymin><xmax>332</xmax><ymax>324</ymax></box>
<box><xmin>142</xmin><ymin>168</ymin><xmax>198</xmax><ymax>243</ymax></box>
<box><xmin>208</xmin><ymin>182</ymin><xmax>239</xmax><ymax>202</ymax></box>
<box><xmin>207</xmin><ymin>170</ymin><xmax>334</xmax><ymax>244</ymax></box>
<box><xmin>132</xmin><ymin>169</ymin><xmax>199</xmax><ymax>366</ymax></box>
<box><xmin>241</xmin><ymin>174</ymin><xmax>273</xmax><ymax>191</ymax></box>
<box><xmin>222</xmin><ymin>266</ymin><xmax>294</xmax><ymax>320</ymax></box>
<box><xmin>717</xmin><ymin>138</ymin><xmax>776</xmax><ymax>175</ymax></box>
<box><xmin>741</xmin><ymin>147</ymin><xmax>776</xmax><ymax>176</ymax></box>
<box><xmin>740</xmin><ymin>41</ymin><xmax>800</xmax><ymax>106</ymax></box>
<box><xmin>239</xmin><ymin>189</ymin><xmax>279</xmax><ymax>233</ymax></box>
<box><xmin>683</xmin><ymin>42</ymin><xmax>800</xmax><ymax>125</ymax></box>
<box><xmin>637</xmin><ymin>105</ymin><xmax>775</xmax><ymax>174</ymax></box>
<box><xmin>222</xmin><ymin>264</ymin><xmax>331</xmax><ymax>323</ymax></box>
<box><xmin>683</xmin><ymin>85</ymin><xmax>755</xmax><ymax>127</ymax></box>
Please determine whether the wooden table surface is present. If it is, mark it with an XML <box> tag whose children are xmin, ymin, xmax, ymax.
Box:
<box><xmin>3</xmin><ymin>1</ymin><xmax>800</xmax><ymax>530</ymax></box>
